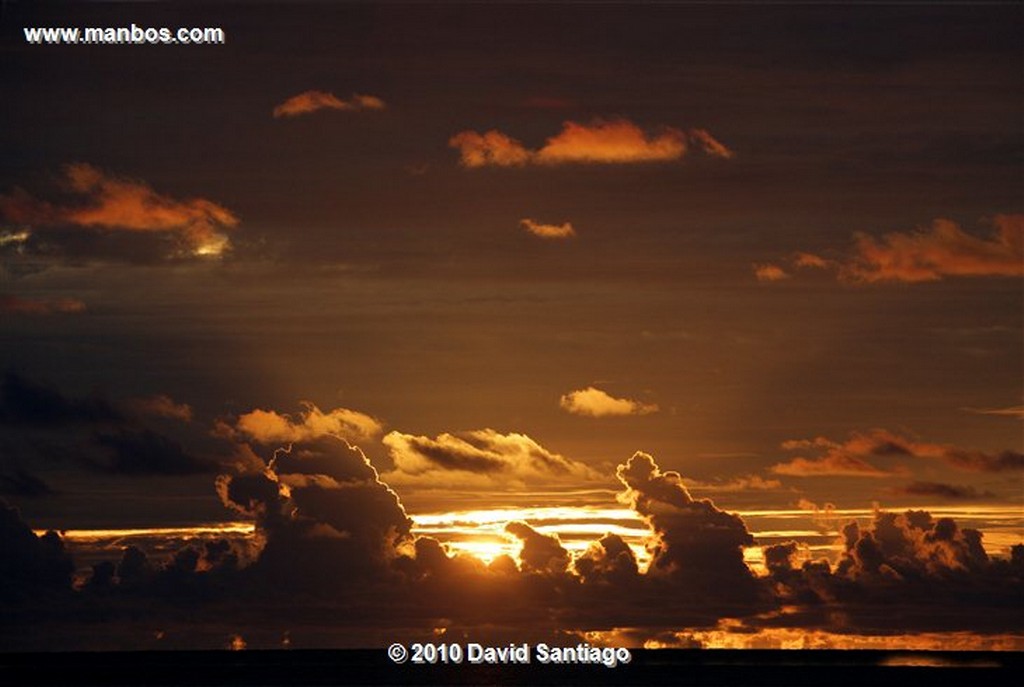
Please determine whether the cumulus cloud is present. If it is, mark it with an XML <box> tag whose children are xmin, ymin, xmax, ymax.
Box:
<box><xmin>616</xmin><ymin>452</ymin><xmax>758</xmax><ymax>599</ymax></box>
<box><xmin>0</xmin><ymin>501</ymin><xmax>74</xmax><ymax>602</ymax></box>
<box><xmin>0</xmin><ymin>294</ymin><xmax>85</xmax><ymax>315</ymax></box>
<box><xmin>559</xmin><ymin>386</ymin><xmax>658</xmax><ymax>418</ymax></box>
<box><xmin>0</xmin><ymin>163</ymin><xmax>239</xmax><ymax>257</ymax></box>
<box><xmin>217</xmin><ymin>436</ymin><xmax>412</xmax><ymax>587</ymax></box>
<box><xmin>272</xmin><ymin>91</ymin><xmax>386</xmax><ymax>118</ymax></box>
<box><xmin>753</xmin><ymin>263</ymin><xmax>789</xmax><ymax>282</ymax></box>
<box><xmin>520</xmin><ymin>218</ymin><xmax>576</xmax><ymax>239</ymax></box>
<box><xmin>505</xmin><ymin>521</ymin><xmax>570</xmax><ymax>574</ymax></box>
<box><xmin>774</xmin><ymin>429</ymin><xmax>1023</xmax><ymax>476</ymax></box>
<box><xmin>230</xmin><ymin>402</ymin><xmax>384</xmax><ymax>446</ymax></box>
<box><xmin>450</xmin><ymin>119</ymin><xmax>733</xmax><ymax>167</ymax></box>
<box><xmin>382</xmin><ymin>428</ymin><xmax>600</xmax><ymax>487</ymax></box>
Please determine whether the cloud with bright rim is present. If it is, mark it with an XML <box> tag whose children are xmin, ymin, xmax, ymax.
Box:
<box><xmin>381</xmin><ymin>428</ymin><xmax>601</xmax><ymax>487</ymax></box>
<box><xmin>0</xmin><ymin>163</ymin><xmax>238</xmax><ymax>257</ymax></box>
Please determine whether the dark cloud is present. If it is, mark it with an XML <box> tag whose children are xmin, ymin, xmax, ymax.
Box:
<box><xmin>0</xmin><ymin>501</ymin><xmax>74</xmax><ymax>603</ymax></box>
<box><xmin>891</xmin><ymin>481</ymin><xmax>995</xmax><ymax>500</ymax></box>
<box><xmin>218</xmin><ymin>436</ymin><xmax>413</xmax><ymax>589</ymax></box>
<box><xmin>505</xmin><ymin>521</ymin><xmax>570</xmax><ymax>574</ymax></box>
<box><xmin>0</xmin><ymin>373</ymin><xmax>227</xmax><ymax>478</ymax></box>
<box><xmin>573</xmin><ymin>533</ymin><xmax>639</xmax><ymax>585</ymax></box>
<box><xmin>763</xmin><ymin>508</ymin><xmax>1024</xmax><ymax>635</ymax></box>
<box><xmin>616</xmin><ymin>452</ymin><xmax>759</xmax><ymax>602</ymax></box>
<box><xmin>0</xmin><ymin>468</ymin><xmax>53</xmax><ymax>498</ymax></box>
<box><xmin>0</xmin><ymin>372</ymin><xmax>123</xmax><ymax>427</ymax></box>
<box><xmin>92</xmin><ymin>429</ymin><xmax>218</xmax><ymax>475</ymax></box>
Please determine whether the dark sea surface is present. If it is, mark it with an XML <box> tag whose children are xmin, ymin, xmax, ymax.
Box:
<box><xmin>1</xmin><ymin>649</ymin><xmax>1020</xmax><ymax>687</ymax></box>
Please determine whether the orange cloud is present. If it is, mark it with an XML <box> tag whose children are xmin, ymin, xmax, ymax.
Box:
<box><xmin>520</xmin><ymin>218</ymin><xmax>575</xmax><ymax>239</ymax></box>
<box><xmin>753</xmin><ymin>263</ymin><xmax>789</xmax><ymax>282</ymax></box>
<box><xmin>688</xmin><ymin>128</ymin><xmax>735</xmax><ymax>159</ymax></box>
<box><xmin>534</xmin><ymin>119</ymin><xmax>687</xmax><ymax>165</ymax></box>
<box><xmin>0</xmin><ymin>164</ymin><xmax>238</xmax><ymax>256</ymax></box>
<box><xmin>272</xmin><ymin>91</ymin><xmax>386</xmax><ymax>118</ymax></box>
<box><xmin>232</xmin><ymin>402</ymin><xmax>383</xmax><ymax>445</ymax></box>
<box><xmin>773</xmin><ymin>429</ymin><xmax>1024</xmax><ymax>476</ymax></box>
<box><xmin>845</xmin><ymin>215</ymin><xmax>1023</xmax><ymax>282</ymax></box>
<box><xmin>776</xmin><ymin>216</ymin><xmax>1024</xmax><ymax>284</ymax></box>
<box><xmin>450</xmin><ymin>119</ymin><xmax>731</xmax><ymax>167</ymax></box>
<box><xmin>447</xmin><ymin>130</ymin><xmax>532</xmax><ymax>167</ymax></box>
<box><xmin>560</xmin><ymin>386</ymin><xmax>658</xmax><ymax>417</ymax></box>
<box><xmin>0</xmin><ymin>294</ymin><xmax>85</xmax><ymax>316</ymax></box>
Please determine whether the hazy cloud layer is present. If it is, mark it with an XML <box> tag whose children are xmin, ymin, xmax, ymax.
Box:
<box><xmin>272</xmin><ymin>91</ymin><xmax>386</xmax><ymax>118</ymax></box>
<box><xmin>890</xmin><ymin>481</ymin><xmax>995</xmax><ymax>500</ymax></box>
<box><xmin>773</xmin><ymin>429</ymin><xmax>1024</xmax><ymax>476</ymax></box>
<box><xmin>964</xmin><ymin>405</ymin><xmax>1024</xmax><ymax>419</ymax></box>
<box><xmin>0</xmin><ymin>294</ymin><xmax>85</xmax><ymax>316</ymax></box>
<box><xmin>560</xmin><ymin>386</ymin><xmax>658</xmax><ymax>417</ymax></box>
<box><xmin>450</xmin><ymin>119</ymin><xmax>731</xmax><ymax>167</ymax></box>
<box><xmin>0</xmin><ymin>164</ymin><xmax>238</xmax><ymax>257</ymax></box>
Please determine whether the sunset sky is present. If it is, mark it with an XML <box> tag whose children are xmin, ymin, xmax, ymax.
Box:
<box><xmin>1</xmin><ymin>2</ymin><xmax>1022</xmax><ymax>652</ymax></box>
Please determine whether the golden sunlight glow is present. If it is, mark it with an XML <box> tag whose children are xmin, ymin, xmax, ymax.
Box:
<box><xmin>411</xmin><ymin>506</ymin><xmax>652</xmax><ymax>569</ymax></box>
<box><xmin>34</xmin><ymin>522</ymin><xmax>255</xmax><ymax>542</ymax></box>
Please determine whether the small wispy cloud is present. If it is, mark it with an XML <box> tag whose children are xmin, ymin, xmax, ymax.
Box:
<box><xmin>520</xmin><ymin>218</ymin><xmax>576</xmax><ymax>239</ymax></box>
<box><xmin>272</xmin><ymin>91</ymin><xmax>386</xmax><ymax>118</ymax></box>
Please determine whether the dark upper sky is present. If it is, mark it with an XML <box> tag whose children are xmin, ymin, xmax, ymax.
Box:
<box><xmin>1</xmin><ymin>1</ymin><xmax>1021</xmax><ymax>521</ymax></box>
